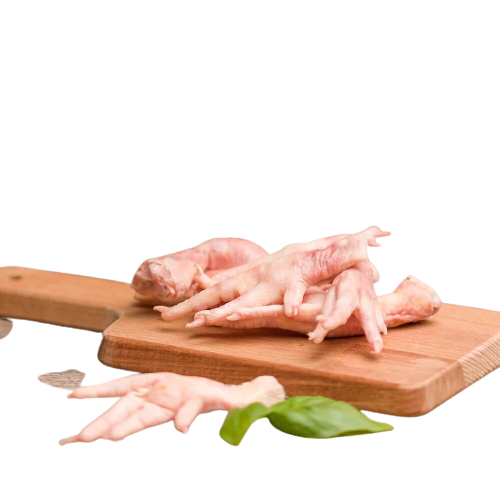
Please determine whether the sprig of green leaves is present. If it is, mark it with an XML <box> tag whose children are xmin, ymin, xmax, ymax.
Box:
<box><xmin>220</xmin><ymin>396</ymin><xmax>393</xmax><ymax>446</ymax></box>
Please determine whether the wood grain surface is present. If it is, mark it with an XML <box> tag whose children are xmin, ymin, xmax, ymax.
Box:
<box><xmin>1</xmin><ymin>266</ymin><xmax>499</xmax><ymax>416</ymax></box>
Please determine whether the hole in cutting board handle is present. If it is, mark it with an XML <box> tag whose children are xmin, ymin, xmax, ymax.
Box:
<box><xmin>9</xmin><ymin>275</ymin><xmax>23</xmax><ymax>280</ymax></box>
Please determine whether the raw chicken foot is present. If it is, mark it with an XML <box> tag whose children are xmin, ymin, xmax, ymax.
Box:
<box><xmin>200</xmin><ymin>226</ymin><xmax>390</xmax><ymax>288</ymax></box>
<box><xmin>194</xmin><ymin>259</ymin><xmax>384</xmax><ymax>349</ymax></box>
<box><xmin>203</xmin><ymin>276</ymin><xmax>441</xmax><ymax>352</ymax></box>
<box><xmin>155</xmin><ymin>230</ymin><xmax>385</xmax><ymax>325</ymax></box>
<box><xmin>310</xmin><ymin>260</ymin><xmax>387</xmax><ymax>352</ymax></box>
<box><xmin>59</xmin><ymin>373</ymin><xmax>285</xmax><ymax>445</ymax></box>
<box><xmin>131</xmin><ymin>238</ymin><xmax>267</xmax><ymax>304</ymax></box>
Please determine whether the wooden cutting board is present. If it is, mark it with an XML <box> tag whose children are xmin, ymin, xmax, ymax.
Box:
<box><xmin>1</xmin><ymin>266</ymin><xmax>499</xmax><ymax>417</ymax></box>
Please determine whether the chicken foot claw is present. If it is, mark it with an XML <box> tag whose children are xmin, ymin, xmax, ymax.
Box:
<box><xmin>193</xmin><ymin>264</ymin><xmax>216</xmax><ymax>290</ymax></box>
<box><xmin>59</xmin><ymin>373</ymin><xmax>285</xmax><ymax>445</ymax></box>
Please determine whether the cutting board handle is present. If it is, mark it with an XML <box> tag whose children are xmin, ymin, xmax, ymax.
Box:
<box><xmin>0</xmin><ymin>266</ymin><xmax>132</xmax><ymax>332</ymax></box>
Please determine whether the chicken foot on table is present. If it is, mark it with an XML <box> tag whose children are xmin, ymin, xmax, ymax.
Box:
<box><xmin>196</xmin><ymin>259</ymin><xmax>385</xmax><ymax>350</ymax></box>
<box><xmin>204</xmin><ymin>259</ymin><xmax>386</xmax><ymax>350</ymax></box>
<box><xmin>131</xmin><ymin>238</ymin><xmax>268</xmax><ymax>304</ymax></box>
<box><xmin>310</xmin><ymin>260</ymin><xmax>387</xmax><ymax>351</ymax></box>
<box><xmin>59</xmin><ymin>373</ymin><xmax>285</xmax><ymax>445</ymax></box>
<box><xmin>155</xmin><ymin>229</ymin><xmax>387</xmax><ymax>325</ymax></box>
<box><xmin>198</xmin><ymin>226</ymin><xmax>390</xmax><ymax>288</ymax></box>
<box><xmin>201</xmin><ymin>276</ymin><xmax>442</xmax><ymax>353</ymax></box>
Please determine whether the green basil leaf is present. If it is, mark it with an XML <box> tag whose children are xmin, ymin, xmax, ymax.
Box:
<box><xmin>268</xmin><ymin>396</ymin><xmax>393</xmax><ymax>439</ymax></box>
<box><xmin>219</xmin><ymin>403</ymin><xmax>271</xmax><ymax>446</ymax></box>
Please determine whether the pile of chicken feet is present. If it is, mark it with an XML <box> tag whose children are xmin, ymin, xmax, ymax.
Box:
<box><xmin>132</xmin><ymin>227</ymin><xmax>442</xmax><ymax>353</ymax></box>
<box><xmin>58</xmin><ymin>228</ymin><xmax>441</xmax><ymax>445</ymax></box>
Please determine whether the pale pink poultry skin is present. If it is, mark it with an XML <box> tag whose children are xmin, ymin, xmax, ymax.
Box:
<box><xmin>131</xmin><ymin>238</ymin><xmax>268</xmax><ymax>304</ymax></box>
<box><xmin>134</xmin><ymin>227</ymin><xmax>441</xmax><ymax>354</ymax></box>
<box><xmin>59</xmin><ymin>373</ymin><xmax>285</xmax><ymax>445</ymax></box>
<box><xmin>376</xmin><ymin>275</ymin><xmax>442</xmax><ymax>327</ymax></box>
<box><xmin>207</xmin><ymin>276</ymin><xmax>442</xmax><ymax>349</ymax></box>
<box><xmin>199</xmin><ymin>226</ymin><xmax>389</xmax><ymax>288</ymax></box>
<box><xmin>215</xmin><ymin>259</ymin><xmax>386</xmax><ymax>351</ymax></box>
<box><xmin>310</xmin><ymin>259</ymin><xmax>387</xmax><ymax>351</ymax></box>
<box><xmin>190</xmin><ymin>239</ymin><xmax>385</xmax><ymax>351</ymax></box>
<box><xmin>154</xmin><ymin>228</ymin><xmax>390</xmax><ymax>326</ymax></box>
